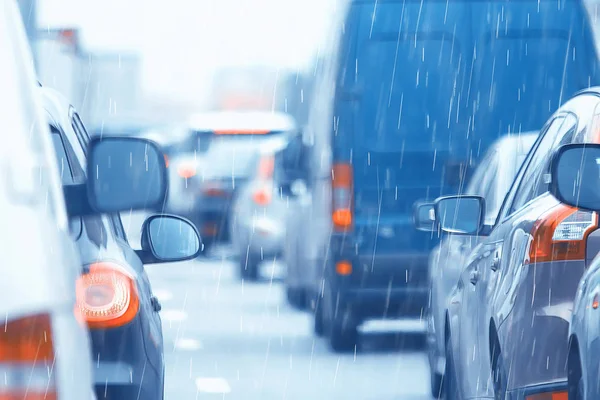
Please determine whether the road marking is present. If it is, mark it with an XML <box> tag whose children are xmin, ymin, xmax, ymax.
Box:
<box><xmin>161</xmin><ymin>309</ymin><xmax>188</xmax><ymax>322</ymax></box>
<box><xmin>154</xmin><ymin>289</ymin><xmax>173</xmax><ymax>302</ymax></box>
<box><xmin>174</xmin><ymin>338</ymin><xmax>203</xmax><ymax>351</ymax></box>
<box><xmin>195</xmin><ymin>377</ymin><xmax>231</xmax><ymax>394</ymax></box>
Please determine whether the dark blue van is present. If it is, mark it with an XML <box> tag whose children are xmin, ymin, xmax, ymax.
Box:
<box><xmin>282</xmin><ymin>0</ymin><xmax>600</xmax><ymax>351</ymax></box>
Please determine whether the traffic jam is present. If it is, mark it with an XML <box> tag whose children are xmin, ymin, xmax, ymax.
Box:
<box><xmin>8</xmin><ymin>0</ymin><xmax>600</xmax><ymax>399</ymax></box>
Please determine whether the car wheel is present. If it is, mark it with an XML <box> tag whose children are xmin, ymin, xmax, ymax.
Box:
<box><xmin>323</xmin><ymin>285</ymin><xmax>358</xmax><ymax>352</ymax></box>
<box><xmin>492</xmin><ymin>350</ymin><xmax>507</xmax><ymax>400</ymax></box>
<box><xmin>239</xmin><ymin>255</ymin><xmax>259</xmax><ymax>281</ymax></box>
<box><xmin>286</xmin><ymin>287</ymin><xmax>306</xmax><ymax>309</ymax></box>
<box><xmin>568</xmin><ymin>348</ymin><xmax>584</xmax><ymax>400</ymax></box>
<box><xmin>444</xmin><ymin>334</ymin><xmax>460</xmax><ymax>400</ymax></box>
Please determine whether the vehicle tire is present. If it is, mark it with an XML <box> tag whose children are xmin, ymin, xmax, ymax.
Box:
<box><xmin>492</xmin><ymin>350</ymin><xmax>508</xmax><ymax>400</ymax></box>
<box><xmin>313</xmin><ymin>292</ymin><xmax>325</xmax><ymax>337</ymax></box>
<box><xmin>239</xmin><ymin>255</ymin><xmax>259</xmax><ymax>281</ymax></box>
<box><xmin>568</xmin><ymin>349</ymin><xmax>584</xmax><ymax>400</ymax></box>
<box><xmin>323</xmin><ymin>285</ymin><xmax>358</xmax><ymax>352</ymax></box>
<box><xmin>444</xmin><ymin>335</ymin><xmax>460</xmax><ymax>400</ymax></box>
<box><xmin>286</xmin><ymin>287</ymin><xmax>306</xmax><ymax>310</ymax></box>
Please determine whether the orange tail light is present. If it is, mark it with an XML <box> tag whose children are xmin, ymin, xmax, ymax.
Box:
<box><xmin>253</xmin><ymin>187</ymin><xmax>272</xmax><ymax>206</ymax></box>
<box><xmin>0</xmin><ymin>313</ymin><xmax>57</xmax><ymax>400</ymax></box>
<box><xmin>528</xmin><ymin>204</ymin><xmax>597</xmax><ymax>264</ymax></box>
<box><xmin>332</xmin><ymin>163</ymin><xmax>353</xmax><ymax>231</ymax></box>
<box><xmin>177</xmin><ymin>164</ymin><xmax>196</xmax><ymax>179</ymax></box>
<box><xmin>75</xmin><ymin>262</ymin><xmax>140</xmax><ymax>329</ymax></box>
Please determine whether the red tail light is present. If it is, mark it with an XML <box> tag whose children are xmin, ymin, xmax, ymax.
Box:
<box><xmin>257</xmin><ymin>155</ymin><xmax>274</xmax><ymax>179</ymax></box>
<box><xmin>203</xmin><ymin>187</ymin><xmax>228</xmax><ymax>197</ymax></box>
<box><xmin>253</xmin><ymin>187</ymin><xmax>272</xmax><ymax>206</ymax></box>
<box><xmin>177</xmin><ymin>164</ymin><xmax>196</xmax><ymax>179</ymax></box>
<box><xmin>332</xmin><ymin>163</ymin><xmax>353</xmax><ymax>231</ymax></box>
<box><xmin>528</xmin><ymin>204</ymin><xmax>597</xmax><ymax>264</ymax></box>
<box><xmin>0</xmin><ymin>313</ymin><xmax>57</xmax><ymax>400</ymax></box>
<box><xmin>75</xmin><ymin>262</ymin><xmax>140</xmax><ymax>329</ymax></box>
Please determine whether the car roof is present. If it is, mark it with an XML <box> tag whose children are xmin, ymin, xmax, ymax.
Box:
<box><xmin>492</xmin><ymin>132</ymin><xmax>539</xmax><ymax>155</ymax></box>
<box><xmin>187</xmin><ymin>111</ymin><xmax>297</xmax><ymax>133</ymax></box>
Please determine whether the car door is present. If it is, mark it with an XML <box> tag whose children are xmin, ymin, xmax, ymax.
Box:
<box><xmin>69</xmin><ymin>110</ymin><xmax>165</xmax><ymax>372</ymax></box>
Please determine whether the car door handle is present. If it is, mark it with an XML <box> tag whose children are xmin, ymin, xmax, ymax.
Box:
<box><xmin>151</xmin><ymin>296</ymin><xmax>162</xmax><ymax>312</ymax></box>
<box><xmin>469</xmin><ymin>270</ymin><xmax>480</xmax><ymax>285</ymax></box>
<box><xmin>490</xmin><ymin>255</ymin><xmax>501</xmax><ymax>271</ymax></box>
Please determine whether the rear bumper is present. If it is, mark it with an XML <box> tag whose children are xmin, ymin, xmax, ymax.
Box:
<box><xmin>232</xmin><ymin>215</ymin><xmax>285</xmax><ymax>258</ymax></box>
<box><xmin>326</xmin><ymin>234</ymin><xmax>430</xmax><ymax>318</ymax></box>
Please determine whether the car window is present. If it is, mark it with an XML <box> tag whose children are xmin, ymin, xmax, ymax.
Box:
<box><xmin>509</xmin><ymin>114</ymin><xmax>577</xmax><ymax>213</ymax></box>
<box><xmin>466</xmin><ymin>151</ymin><xmax>494</xmax><ymax>196</ymax></box>
<box><xmin>49</xmin><ymin>128</ymin><xmax>74</xmax><ymax>184</ymax></box>
<box><xmin>481</xmin><ymin>156</ymin><xmax>500</xmax><ymax>219</ymax></box>
<box><xmin>69</xmin><ymin>111</ymin><xmax>129</xmax><ymax>242</ymax></box>
<box><xmin>48</xmin><ymin>125</ymin><xmax>83</xmax><ymax>238</ymax></box>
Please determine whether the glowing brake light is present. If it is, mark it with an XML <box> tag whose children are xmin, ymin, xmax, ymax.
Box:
<box><xmin>525</xmin><ymin>391</ymin><xmax>567</xmax><ymax>400</ymax></box>
<box><xmin>177</xmin><ymin>163</ymin><xmax>196</xmax><ymax>179</ymax></box>
<box><xmin>332</xmin><ymin>163</ymin><xmax>353</xmax><ymax>231</ymax></box>
<box><xmin>75</xmin><ymin>262</ymin><xmax>140</xmax><ymax>329</ymax></box>
<box><xmin>253</xmin><ymin>186</ymin><xmax>272</xmax><ymax>206</ymax></box>
<box><xmin>0</xmin><ymin>313</ymin><xmax>57</xmax><ymax>400</ymax></box>
<box><xmin>528</xmin><ymin>205</ymin><xmax>597</xmax><ymax>264</ymax></box>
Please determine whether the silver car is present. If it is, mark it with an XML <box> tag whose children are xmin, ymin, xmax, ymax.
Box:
<box><xmin>2</xmin><ymin>2</ymin><xmax>95</xmax><ymax>398</ymax></box>
<box><xmin>413</xmin><ymin>133</ymin><xmax>537</xmax><ymax>398</ymax></box>
<box><xmin>229</xmin><ymin>132</ymin><xmax>306</xmax><ymax>281</ymax></box>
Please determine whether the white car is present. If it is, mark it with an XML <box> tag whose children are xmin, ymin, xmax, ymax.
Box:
<box><xmin>1</xmin><ymin>2</ymin><xmax>95</xmax><ymax>398</ymax></box>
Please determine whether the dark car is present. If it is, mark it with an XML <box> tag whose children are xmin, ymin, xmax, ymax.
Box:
<box><xmin>40</xmin><ymin>86</ymin><xmax>201</xmax><ymax>400</ymax></box>
<box><xmin>285</xmin><ymin>0</ymin><xmax>600</xmax><ymax>352</ymax></box>
<box><xmin>413</xmin><ymin>133</ymin><xmax>537</xmax><ymax>398</ymax></box>
<box><xmin>435</xmin><ymin>89</ymin><xmax>600</xmax><ymax>399</ymax></box>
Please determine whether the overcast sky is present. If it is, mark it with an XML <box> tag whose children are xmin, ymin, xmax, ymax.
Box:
<box><xmin>38</xmin><ymin>0</ymin><xmax>334</xmax><ymax>100</ymax></box>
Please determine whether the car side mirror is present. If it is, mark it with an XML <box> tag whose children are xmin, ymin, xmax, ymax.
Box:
<box><xmin>550</xmin><ymin>143</ymin><xmax>600</xmax><ymax>212</ymax></box>
<box><xmin>434</xmin><ymin>195</ymin><xmax>486</xmax><ymax>236</ymax></box>
<box><xmin>137</xmin><ymin>215</ymin><xmax>201</xmax><ymax>264</ymax></box>
<box><xmin>63</xmin><ymin>136</ymin><xmax>168</xmax><ymax>217</ymax></box>
<box><xmin>413</xmin><ymin>201</ymin><xmax>436</xmax><ymax>232</ymax></box>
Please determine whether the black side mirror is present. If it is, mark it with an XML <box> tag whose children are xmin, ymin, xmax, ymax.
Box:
<box><xmin>64</xmin><ymin>136</ymin><xmax>168</xmax><ymax>217</ymax></box>
<box><xmin>137</xmin><ymin>214</ymin><xmax>201</xmax><ymax>264</ymax></box>
<box><xmin>413</xmin><ymin>201</ymin><xmax>436</xmax><ymax>232</ymax></box>
<box><xmin>434</xmin><ymin>195</ymin><xmax>487</xmax><ymax>236</ymax></box>
<box><xmin>550</xmin><ymin>143</ymin><xmax>600</xmax><ymax>212</ymax></box>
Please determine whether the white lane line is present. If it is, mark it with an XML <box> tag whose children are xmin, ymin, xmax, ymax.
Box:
<box><xmin>195</xmin><ymin>377</ymin><xmax>231</xmax><ymax>394</ymax></box>
<box><xmin>153</xmin><ymin>289</ymin><xmax>173</xmax><ymax>302</ymax></box>
<box><xmin>161</xmin><ymin>309</ymin><xmax>188</xmax><ymax>322</ymax></box>
<box><xmin>174</xmin><ymin>338</ymin><xmax>203</xmax><ymax>351</ymax></box>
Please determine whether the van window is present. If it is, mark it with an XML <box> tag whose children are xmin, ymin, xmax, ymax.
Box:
<box><xmin>473</xmin><ymin>35</ymin><xmax>580</xmax><ymax>136</ymax></box>
<box><xmin>359</xmin><ymin>37</ymin><xmax>463</xmax><ymax>151</ymax></box>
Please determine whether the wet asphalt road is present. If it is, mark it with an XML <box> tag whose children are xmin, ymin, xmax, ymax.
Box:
<box><xmin>124</xmin><ymin>213</ymin><xmax>434</xmax><ymax>400</ymax></box>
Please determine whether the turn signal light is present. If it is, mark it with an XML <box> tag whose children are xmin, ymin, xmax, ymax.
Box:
<box><xmin>75</xmin><ymin>262</ymin><xmax>140</xmax><ymax>329</ymax></box>
<box><xmin>0</xmin><ymin>313</ymin><xmax>57</xmax><ymax>400</ymax></box>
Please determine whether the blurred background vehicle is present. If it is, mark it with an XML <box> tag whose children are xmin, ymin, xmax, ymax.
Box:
<box><xmin>438</xmin><ymin>89</ymin><xmax>600</xmax><ymax>400</ymax></box>
<box><xmin>165</xmin><ymin>111</ymin><xmax>297</xmax><ymax>253</ymax></box>
<box><xmin>40</xmin><ymin>86</ymin><xmax>202</xmax><ymax>400</ymax></box>
<box><xmin>229</xmin><ymin>128</ymin><xmax>309</xmax><ymax>281</ymax></box>
<box><xmin>414</xmin><ymin>132</ymin><xmax>537</xmax><ymax>398</ymax></box>
<box><xmin>0</xmin><ymin>2</ymin><xmax>96</xmax><ymax>399</ymax></box>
